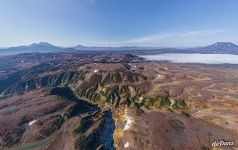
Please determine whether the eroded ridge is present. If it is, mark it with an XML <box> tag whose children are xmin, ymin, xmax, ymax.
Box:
<box><xmin>0</xmin><ymin>53</ymin><xmax>237</xmax><ymax>149</ymax></box>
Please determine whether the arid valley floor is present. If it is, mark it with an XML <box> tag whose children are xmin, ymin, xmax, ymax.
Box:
<box><xmin>0</xmin><ymin>52</ymin><xmax>238</xmax><ymax>150</ymax></box>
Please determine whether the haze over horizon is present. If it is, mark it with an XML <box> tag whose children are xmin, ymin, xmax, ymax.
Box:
<box><xmin>1</xmin><ymin>0</ymin><xmax>238</xmax><ymax>47</ymax></box>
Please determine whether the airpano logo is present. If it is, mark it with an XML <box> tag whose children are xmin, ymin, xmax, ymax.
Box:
<box><xmin>212</xmin><ymin>140</ymin><xmax>234</xmax><ymax>147</ymax></box>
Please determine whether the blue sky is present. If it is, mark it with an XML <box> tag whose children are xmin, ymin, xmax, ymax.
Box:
<box><xmin>0</xmin><ymin>0</ymin><xmax>238</xmax><ymax>47</ymax></box>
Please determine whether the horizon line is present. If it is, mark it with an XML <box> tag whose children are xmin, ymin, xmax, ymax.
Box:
<box><xmin>0</xmin><ymin>41</ymin><xmax>237</xmax><ymax>49</ymax></box>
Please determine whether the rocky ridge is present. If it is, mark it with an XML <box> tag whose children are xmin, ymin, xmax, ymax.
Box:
<box><xmin>0</xmin><ymin>52</ymin><xmax>237</xmax><ymax>149</ymax></box>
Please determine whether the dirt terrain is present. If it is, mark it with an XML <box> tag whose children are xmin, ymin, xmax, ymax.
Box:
<box><xmin>0</xmin><ymin>52</ymin><xmax>237</xmax><ymax>150</ymax></box>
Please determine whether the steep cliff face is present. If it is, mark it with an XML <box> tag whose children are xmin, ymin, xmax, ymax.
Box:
<box><xmin>75</xmin><ymin>70</ymin><xmax>148</xmax><ymax>107</ymax></box>
<box><xmin>1</xmin><ymin>71</ymin><xmax>85</xmax><ymax>96</ymax></box>
<box><xmin>73</xmin><ymin>108</ymin><xmax>115</xmax><ymax>150</ymax></box>
<box><xmin>1</xmin><ymin>65</ymin><xmax>150</xmax><ymax>108</ymax></box>
<box><xmin>1</xmin><ymin>62</ymin><xmax>188</xmax><ymax>116</ymax></box>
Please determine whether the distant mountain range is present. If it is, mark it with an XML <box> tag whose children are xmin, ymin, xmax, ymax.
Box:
<box><xmin>0</xmin><ymin>42</ymin><xmax>75</xmax><ymax>56</ymax></box>
<box><xmin>184</xmin><ymin>42</ymin><xmax>238</xmax><ymax>54</ymax></box>
<box><xmin>74</xmin><ymin>44</ymin><xmax>158</xmax><ymax>51</ymax></box>
<box><xmin>1</xmin><ymin>42</ymin><xmax>238</xmax><ymax>56</ymax></box>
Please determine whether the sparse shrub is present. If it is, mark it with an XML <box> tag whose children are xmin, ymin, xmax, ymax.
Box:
<box><xmin>153</xmin><ymin>99</ymin><xmax>161</xmax><ymax>109</ymax></box>
<box><xmin>134</xmin><ymin>103</ymin><xmax>144</xmax><ymax>116</ymax></box>
<box><xmin>172</xmin><ymin>99</ymin><xmax>187</xmax><ymax>110</ymax></box>
<box><xmin>141</xmin><ymin>98</ymin><xmax>153</xmax><ymax>108</ymax></box>
<box><xmin>160</xmin><ymin>96</ymin><xmax>171</xmax><ymax>108</ymax></box>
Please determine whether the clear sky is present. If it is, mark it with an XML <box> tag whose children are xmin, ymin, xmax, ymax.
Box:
<box><xmin>0</xmin><ymin>0</ymin><xmax>238</xmax><ymax>47</ymax></box>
